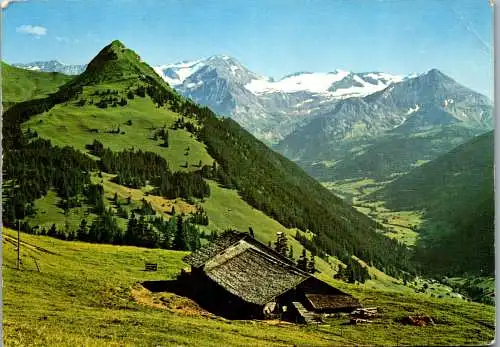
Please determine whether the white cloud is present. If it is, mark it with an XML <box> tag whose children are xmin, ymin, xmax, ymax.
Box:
<box><xmin>16</xmin><ymin>24</ymin><xmax>47</xmax><ymax>37</ymax></box>
<box><xmin>1</xmin><ymin>0</ymin><xmax>28</xmax><ymax>9</ymax></box>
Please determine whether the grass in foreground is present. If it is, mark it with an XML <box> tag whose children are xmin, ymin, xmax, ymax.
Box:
<box><xmin>3</xmin><ymin>229</ymin><xmax>495</xmax><ymax>346</ymax></box>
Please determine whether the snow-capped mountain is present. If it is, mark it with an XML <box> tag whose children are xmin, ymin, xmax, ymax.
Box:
<box><xmin>13</xmin><ymin>60</ymin><xmax>86</xmax><ymax>75</ymax></box>
<box><xmin>274</xmin><ymin>68</ymin><xmax>493</xmax><ymax>180</ymax></box>
<box><xmin>153</xmin><ymin>55</ymin><xmax>412</xmax><ymax>142</ymax></box>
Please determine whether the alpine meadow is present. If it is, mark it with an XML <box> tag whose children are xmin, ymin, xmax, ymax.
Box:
<box><xmin>2</xmin><ymin>1</ymin><xmax>495</xmax><ymax>346</ymax></box>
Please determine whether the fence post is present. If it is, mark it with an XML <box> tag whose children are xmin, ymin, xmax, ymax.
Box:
<box><xmin>32</xmin><ymin>257</ymin><xmax>40</xmax><ymax>272</ymax></box>
<box><xmin>17</xmin><ymin>220</ymin><xmax>21</xmax><ymax>270</ymax></box>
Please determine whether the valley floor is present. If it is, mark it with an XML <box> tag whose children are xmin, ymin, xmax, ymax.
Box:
<box><xmin>3</xmin><ymin>228</ymin><xmax>494</xmax><ymax>346</ymax></box>
<box><xmin>323</xmin><ymin>179</ymin><xmax>422</xmax><ymax>247</ymax></box>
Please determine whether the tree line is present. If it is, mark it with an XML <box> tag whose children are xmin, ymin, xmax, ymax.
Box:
<box><xmin>88</xmin><ymin>139</ymin><xmax>210</xmax><ymax>199</ymax></box>
<box><xmin>22</xmin><ymin>209</ymin><xmax>202</xmax><ymax>252</ymax></box>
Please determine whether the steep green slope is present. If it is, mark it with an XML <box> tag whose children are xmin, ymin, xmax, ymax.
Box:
<box><xmin>2</xmin><ymin>40</ymin><xmax>414</xmax><ymax>278</ymax></box>
<box><xmin>371</xmin><ymin>131</ymin><xmax>494</xmax><ymax>276</ymax></box>
<box><xmin>1</xmin><ymin>61</ymin><xmax>73</xmax><ymax>108</ymax></box>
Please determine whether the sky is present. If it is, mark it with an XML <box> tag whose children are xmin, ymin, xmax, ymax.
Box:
<box><xmin>2</xmin><ymin>0</ymin><xmax>494</xmax><ymax>97</ymax></box>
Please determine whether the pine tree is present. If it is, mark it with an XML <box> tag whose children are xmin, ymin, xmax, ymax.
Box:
<box><xmin>63</xmin><ymin>222</ymin><xmax>71</xmax><ymax>240</ymax></box>
<box><xmin>249</xmin><ymin>226</ymin><xmax>255</xmax><ymax>238</ymax></box>
<box><xmin>274</xmin><ymin>232</ymin><xmax>288</xmax><ymax>257</ymax></box>
<box><xmin>125</xmin><ymin>212</ymin><xmax>138</xmax><ymax>245</ymax></box>
<box><xmin>297</xmin><ymin>249</ymin><xmax>308</xmax><ymax>271</ymax></box>
<box><xmin>48</xmin><ymin>224</ymin><xmax>58</xmax><ymax>237</ymax></box>
<box><xmin>163</xmin><ymin>130</ymin><xmax>169</xmax><ymax>147</ymax></box>
<box><xmin>173</xmin><ymin>215</ymin><xmax>187</xmax><ymax>250</ymax></box>
<box><xmin>95</xmin><ymin>195</ymin><xmax>105</xmax><ymax>214</ymax></box>
<box><xmin>307</xmin><ymin>254</ymin><xmax>316</xmax><ymax>274</ymax></box>
<box><xmin>288</xmin><ymin>246</ymin><xmax>294</xmax><ymax>260</ymax></box>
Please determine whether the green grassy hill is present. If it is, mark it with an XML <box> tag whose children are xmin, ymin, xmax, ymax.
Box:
<box><xmin>3</xmin><ymin>40</ymin><xmax>414</xmax><ymax>279</ymax></box>
<box><xmin>371</xmin><ymin>131</ymin><xmax>494</xmax><ymax>278</ymax></box>
<box><xmin>3</xmin><ymin>229</ymin><xmax>494</xmax><ymax>346</ymax></box>
<box><xmin>1</xmin><ymin>62</ymin><xmax>73</xmax><ymax>109</ymax></box>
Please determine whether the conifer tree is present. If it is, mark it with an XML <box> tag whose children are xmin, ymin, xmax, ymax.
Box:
<box><xmin>274</xmin><ymin>232</ymin><xmax>288</xmax><ymax>257</ymax></box>
<box><xmin>78</xmin><ymin>218</ymin><xmax>89</xmax><ymax>240</ymax></box>
<box><xmin>297</xmin><ymin>249</ymin><xmax>308</xmax><ymax>271</ymax></box>
<box><xmin>288</xmin><ymin>246</ymin><xmax>294</xmax><ymax>260</ymax></box>
<box><xmin>307</xmin><ymin>254</ymin><xmax>316</xmax><ymax>274</ymax></box>
<box><xmin>163</xmin><ymin>130</ymin><xmax>169</xmax><ymax>147</ymax></box>
<box><xmin>48</xmin><ymin>224</ymin><xmax>58</xmax><ymax>237</ymax></box>
<box><xmin>125</xmin><ymin>212</ymin><xmax>138</xmax><ymax>245</ymax></box>
<box><xmin>249</xmin><ymin>226</ymin><xmax>255</xmax><ymax>238</ymax></box>
<box><xmin>173</xmin><ymin>215</ymin><xmax>187</xmax><ymax>250</ymax></box>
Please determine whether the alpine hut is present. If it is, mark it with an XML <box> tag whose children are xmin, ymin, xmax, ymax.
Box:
<box><xmin>179</xmin><ymin>230</ymin><xmax>361</xmax><ymax>323</ymax></box>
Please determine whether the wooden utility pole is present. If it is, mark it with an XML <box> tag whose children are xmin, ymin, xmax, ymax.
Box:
<box><xmin>17</xmin><ymin>219</ymin><xmax>20</xmax><ymax>270</ymax></box>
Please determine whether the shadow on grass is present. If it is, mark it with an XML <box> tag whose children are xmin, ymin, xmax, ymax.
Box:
<box><xmin>141</xmin><ymin>279</ymin><xmax>183</xmax><ymax>294</ymax></box>
<box><xmin>140</xmin><ymin>278</ymin><xmax>260</xmax><ymax>320</ymax></box>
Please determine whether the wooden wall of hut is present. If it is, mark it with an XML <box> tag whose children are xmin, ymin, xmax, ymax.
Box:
<box><xmin>185</xmin><ymin>270</ymin><xmax>264</xmax><ymax>320</ymax></box>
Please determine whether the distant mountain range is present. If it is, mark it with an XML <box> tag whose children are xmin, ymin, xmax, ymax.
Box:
<box><xmin>13</xmin><ymin>60</ymin><xmax>87</xmax><ymax>75</ymax></box>
<box><xmin>14</xmin><ymin>57</ymin><xmax>493</xmax><ymax>183</ymax></box>
<box><xmin>153</xmin><ymin>56</ymin><xmax>415</xmax><ymax>143</ymax></box>
<box><xmin>276</xmin><ymin>68</ymin><xmax>493</xmax><ymax>181</ymax></box>
<box><xmin>13</xmin><ymin>57</ymin><xmax>412</xmax><ymax>143</ymax></box>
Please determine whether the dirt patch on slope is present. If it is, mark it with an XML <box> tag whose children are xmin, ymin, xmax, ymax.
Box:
<box><xmin>130</xmin><ymin>283</ymin><xmax>215</xmax><ymax>318</ymax></box>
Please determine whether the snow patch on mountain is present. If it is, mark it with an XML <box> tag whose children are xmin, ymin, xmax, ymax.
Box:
<box><xmin>23</xmin><ymin>65</ymin><xmax>41</xmax><ymax>71</ymax></box>
<box><xmin>245</xmin><ymin>70</ymin><xmax>351</xmax><ymax>94</ymax></box>
<box><xmin>443</xmin><ymin>99</ymin><xmax>455</xmax><ymax>107</ymax></box>
<box><xmin>407</xmin><ymin>104</ymin><xmax>420</xmax><ymax>115</ymax></box>
<box><xmin>153</xmin><ymin>59</ymin><xmax>205</xmax><ymax>86</ymax></box>
<box><xmin>244</xmin><ymin>70</ymin><xmax>407</xmax><ymax>98</ymax></box>
<box><xmin>230</xmin><ymin>65</ymin><xmax>240</xmax><ymax>74</ymax></box>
